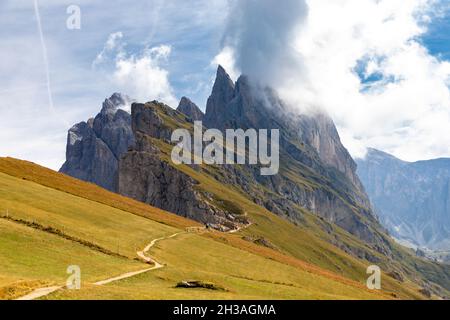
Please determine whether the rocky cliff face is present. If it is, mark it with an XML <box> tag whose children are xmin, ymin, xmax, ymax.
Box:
<box><xmin>60</xmin><ymin>67</ymin><xmax>389</xmax><ymax>254</ymax></box>
<box><xmin>357</xmin><ymin>148</ymin><xmax>450</xmax><ymax>251</ymax></box>
<box><xmin>203</xmin><ymin>66</ymin><xmax>385</xmax><ymax>249</ymax></box>
<box><xmin>60</xmin><ymin>93</ymin><xmax>134</xmax><ymax>191</ymax></box>
<box><xmin>118</xmin><ymin>102</ymin><xmax>249</xmax><ymax>231</ymax></box>
<box><xmin>204</xmin><ymin>65</ymin><xmax>235</xmax><ymax>127</ymax></box>
<box><xmin>59</xmin><ymin>67</ymin><xmax>450</xmax><ymax>296</ymax></box>
<box><xmin>177</xmin><ymin>97</ymin><xmax>204</xmax><ymax>121</ymax></box>
<box><xmin>205</xmin><ymin>67</ymin><xmax>364</xmax><ymax>195</ymax></box>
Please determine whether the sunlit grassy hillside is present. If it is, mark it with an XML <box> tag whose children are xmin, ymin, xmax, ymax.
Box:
<box><xmin>0</xmin><ymin>157</ymin><xmax>430</xmax><ymax>299</ymax></box>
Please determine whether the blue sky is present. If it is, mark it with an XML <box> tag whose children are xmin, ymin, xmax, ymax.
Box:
<box><xmin>1</xmin><ymin>0</ymin><xmax>450</xmax><ymax>169</ymax></box>
<box><xmin>421</xmin><ymin>2</ymin><xmax>450</xmax><ymax>61</ymax></box>
<box><xmin>0</xmin><ymin>0</ymin><xmax>229</xmax><ymax>169</ymax></box>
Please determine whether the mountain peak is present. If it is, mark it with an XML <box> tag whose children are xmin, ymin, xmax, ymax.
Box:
<box><xmin>177</xmin><ymin>97</ymin><xmax>204</xmax><ymax>121</ymax></box>
<box><xmin>213</xmin><ymin>65</ymin><xmax>235</xmax><ymax>94</ymax></box>
<box><xmin>216</xmin><ymin>64</ymin><xmax>230</xmax><ymax>77</ymax></box>
<box><xmin>365</xmin><ymin>148</ymin><xmax>406</xmax><ymax>164</ymax></box>
<box><xmin>357</xmin><ymin>148</ymin><xmax>450</xmax><ymax>251</ymax></box>
<box><xmin>204</xmin><ymin>66</ymin><xmax>236</xmax><ymax>128</ymax></box>
<box><xmin>101</xmin><ymin>93</ymin><xmax>131</xmax><ymax>115</ymax></box>
<box><xmin>61</xmin><ymin>93</ymin><xmax>135</xmax><ymax>191</ymax></box>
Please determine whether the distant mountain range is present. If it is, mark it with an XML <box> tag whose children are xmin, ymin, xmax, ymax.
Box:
<box><xmin>356</xmin><ymin>148</ymin><xmax>450</xmax><ymax>252</ymax></box>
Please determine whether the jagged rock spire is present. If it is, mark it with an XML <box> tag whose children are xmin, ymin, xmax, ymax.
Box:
<box><xmin>177</xmin><ymin>97</ymin><xmax>204</xmax><ymax>121</ymax></box>
<box><xmin>60</xmin><ymin>93</ymin><xmax>134</xmax><ymax>191</ymax></box>
<box><xmin>204</xmin><ymin>65</ymin><xmax>236</xmax><ymax>128</ymax></box>
<box><xmin>100</xmin><ymin>93</ymin><xmax>131</xmax><ymax>115</ymax></box>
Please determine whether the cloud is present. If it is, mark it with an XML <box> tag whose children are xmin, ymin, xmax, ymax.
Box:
<box><xmin>2</xmin><ymin>0</ymin><xmax>450</xmax><ymax>171</ymax></box>
<box><xmin>295</xmin><ymin>0</ymin><xmax>450</xmax><ymax>161</ymax></box>
<box><xmin>212</xmin><ymin>46</ymin><xmax>239</xmax><ymax>82</ymax></box>
<box><xmin>94</xmin><ymin>33</ymin><xmax>178</xmax><ymax>107</ymax></box>
<box><xmin>0</xmin><ymin>0</ymin><xmax>228</xmax><ymax>170</ymax></box>
<box><xmin>93</xmin><ymin>31</ymin><xmax>124</xmax><ymax>67</ymax></box>
<box><xmin>220</xmin><ymin>0</ymin><xmax>450</xmax><ymax>161</ymax></box>
<box><xmin>222</xmin><ymin>0</ymin><xmax>308</xmax><ymax>88</ymax></box>
<box><xmin>112</xmin><ymin>44</ymin><xmax>178</xmax><ymax>107</ymax></box>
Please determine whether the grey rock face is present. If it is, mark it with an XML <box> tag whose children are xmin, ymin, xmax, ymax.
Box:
<box><xmin>203</xmin><ymin>66</ymin><xmax>385</xmax><ymax>249</ymax></box>
<box><xmin>205</xmin><ymin>71</ymin><xmax>362</xmax><ymax>191</ymax></box>
<box><xmin>177</xmin><ymin>97</ymin><xmax>204</xmax><ymax>121</ymax></box>
<box><xmin>119</xmin><ymin>149</ymin><xmax>239</xmax><ymax>229</ymax></box>
<box><xmin>357</xmin><ymin>148</ymin><xmax>450</xmax><ymax>250</ymax></box>
<box><xmin>131</xmin><ymin>102</ymin><xmax>173</xmax><ymax>141</ymax></box>
<box><xmin>297</xmin><ymin>113</ymin><xmax>364</xmax><ymax>191</ymax></box>
<box><xmin>60</xmin><ymin>69</ymin><xmax>386</xmax><ymax>252</ymax></box>
<box><xmin>118</xmin><ymin>102</ymin><xmax>248</xmax><ymax>231</ymax></box>
<box><xmin>204</xmin><ymin>65</ymin><xmax>235</xmax><ymax>127</ymax></box>
<box><xmin>60</xmin><ymin>93</ymin><xmax>134</xmax><ymax>191</ymax></box>
<box><xmin>93</xmin><ymin>93</ymin><xmax>135</xmax><ymax>159</ymax></box>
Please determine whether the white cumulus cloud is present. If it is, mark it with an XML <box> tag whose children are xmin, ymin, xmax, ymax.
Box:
<box><xmin>94</xmin><ymin>33</ymin><xmax>178</xmax><ymax>107</ymax></box>
<box><xmin>113</xmin><ymin>44</ymin><xmax>177</xmax><ymax>107</ymax></box>
<box><xmin>93</xmin><ymin>31</ymin><xmax>124</xmax><ymax>67</ymax></box>
<box><xmin>212</xmin><ymin>46</ymin><xmax>240</xmax><ymax>82</ymax></box>
<box><xmin>220</xmin><ymin>0</ymin><xmax>450</xmax><ymax>161</ymax></box>
<box><xmin>296</xmin><ymin>0</ymin><xmax>450</xmax><ymax>161</ymax></box>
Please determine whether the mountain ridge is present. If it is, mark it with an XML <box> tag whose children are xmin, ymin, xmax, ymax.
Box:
<box><xmin>60</xmin><ymin>93</ymin><xmax>134</xmax><ymax>191</ymax></box>
<box><xmin>57</xmin><ymin>67</ymin><xmax>450</xmax><ymax>297</ymax></box>
<box><xmin>357</xmin><ymin>148</ymin><xmax>450</xmax><ymax>251</ymax></box>
<box><xmin>61</xmin><ymin>66</ymin><xmax>385</xmax><ymax>250</ymax></box>
<box><xmin>177</xmin><ymin>96</ymin><xmax>204</xmax><ymax>121</ymax></box>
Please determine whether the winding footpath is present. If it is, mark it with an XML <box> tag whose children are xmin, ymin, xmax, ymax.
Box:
<box><xmin>14</xmin><ymin>223</ymin><xmax>246</xmax><ymax>300</ymax></box>
<box><xmin>14</xmin><ymin>231</ymin><xmax>183</xmax><ymax>300</ymax></box>
<box><xmin>15</xmin><ymin>286</ymin><xmax>63</xmax><ymax>301</ymax></box>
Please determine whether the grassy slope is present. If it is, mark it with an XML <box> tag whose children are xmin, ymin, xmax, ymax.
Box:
<box><xmin>148</xmin><ymin>102</ymin><xmax>450</xmax><ymax>298</ymax></box>
<box><xmin>152</xmin><ymin>139</ymin><xmax>431</xmax><ymax>299</ymax></box>
<box><xmin>48</xmin><ymin>233</ymin><xmax>384</xmax><ymax>300</ymax></box>
<box><xmin>0</xmin><ymin>157</ymin><xmax>399</xmax><ymax>300</ymax></box>
<box><xmin>0</xmin><ymin>171</ymin><xmax>180</xmax><ymax>257</ymax></box>
<box><xmin>0</xmin><ymin>219</ymin><xmax>144</xmax><ymax>299</ymax></box>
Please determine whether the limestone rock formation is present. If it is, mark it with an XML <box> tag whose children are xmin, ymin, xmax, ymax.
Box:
<box><xmin>118</xmin><ymin>102</ymin><xmax>248</xmax><ymax>231</ymax></box>
<box><xmin>177</xmin><ymin>97</ymin><xmax>204</xmax><ymax>121</ymax></box>
<box><xmin>60</xmin><ymin>93</ymin><xmax>134</xmax><ymax>191</ymax></box>
<box><xmin>203</xmin><ymin>66</ymin><xmax>386</xmax><ymax>250</ymax></box>
<box><xmin>357</xmin><ymin>148</ymin><xmax>450</xmax><ymax>251</ymax></box>
<box><xmin>61</xmin><ymin>68</ymin><xmax>388</xmax><ymax>253</ymax></box>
